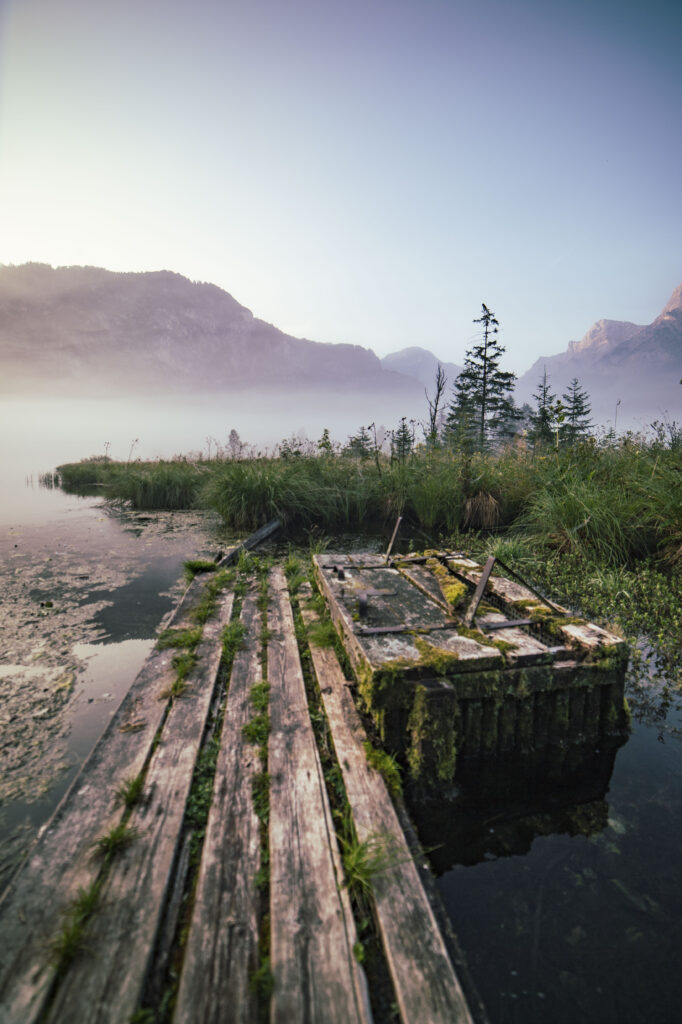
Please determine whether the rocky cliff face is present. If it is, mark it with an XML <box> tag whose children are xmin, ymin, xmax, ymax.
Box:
<box><xmin>0</xmin><ymin>264</ymin><xmax>419</xmax><ymax>399</ymax></box>
<box><xmin>516</xmin><ymin>285</ymin><xmax>682</xmax><ymax>424</ymax></box>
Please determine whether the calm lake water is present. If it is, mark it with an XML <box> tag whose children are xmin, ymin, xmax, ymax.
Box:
<box><xmin>1</xmin><ymin>452</ymin><xmax>680</xmax><ymax>1023</ymax></box>
<box><xmin>0</xmin><ymin>459</ymin><xmax>231</xmax><ymax>888</ymax></box>
<box><xmin>410</xmin><ymin>637</ymin><xmax>682</xmax><ymax>1021</ymax></box>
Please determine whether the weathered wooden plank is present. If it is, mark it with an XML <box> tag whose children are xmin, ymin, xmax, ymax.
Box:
<box><xmin>0</xmin><ymin>573</ymin><xmax>218</xmax><ymax>1024</ymax></box>
<box><xmin>43</xmin><ymin>590</ymin><xmax>235</xmax><ymax>1024</ymax></box>
<box><xmin>267</xmin><ymin>568</ymin><xmax>370</xmax><ymax>1024</ymax></box>
<box><xmin>395</xmin><ymin>563</ymin><xmax>452</xmax><ymax>613</ymax></box>
<box><xmin>476</xmin><ymin>611</ymin><xmax>551</xmax><ymax>666</ymax></box>
<box><xmin>174</xmin><ymin>587</ymin><xmax>263</xmax><ymax>1024</ymax></box>
<box><xmin>300</xmin><ymin>596</ymin><xmax>474</xmax><ymax>1024</ymax></box>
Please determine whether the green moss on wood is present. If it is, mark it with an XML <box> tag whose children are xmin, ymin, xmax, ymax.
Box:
<box><xmin>424</xmin><ymin>557</ymin><xmax>468</xmax><ymax>611</ymax></box>
<box><xmin>362</xmin><ymin>741</ymin><xmax>403</xmax><ymax>797</ymax></box>
<box><xmin>407</xmin><ymin>685</ymin><xmax>457</xmax><ymax>783</ymax></box>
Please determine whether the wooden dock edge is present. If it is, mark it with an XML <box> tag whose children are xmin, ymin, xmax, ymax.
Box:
<box><xmin>0</xmin><ymin>561</ymin><xmax>235</xmax><ymax>1023</ymax></box>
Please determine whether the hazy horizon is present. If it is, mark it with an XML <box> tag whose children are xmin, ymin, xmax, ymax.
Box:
<box><xmin>1</xmin><ymin>0</ymin><xmax>680</xmax><ymax>373</ymax></box>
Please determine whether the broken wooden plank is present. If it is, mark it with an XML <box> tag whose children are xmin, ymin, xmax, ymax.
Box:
<box><xmin>43</xmin><ymin>590</ymin><xmax>234</xmax><ymax>1024</ymax></box>
<box><xmin>217</xmin><ymin>518</ymin><xmax>281</xmax><ymax>568</ymax></box>
<box><xmin>300</xmin><ymin>595</ymin><xmax>474</xmax><ymax>1024</ymax></box>
<box><xmin>267</xmin><ymin>567</ymin><xmax>370</xmax><ymax>1024</ymax></box>
<box><xmin>0</xmin><ymin>572</ymin><xmax>221</xmax><ymax>1024</ymax></box>
<box><xmin>174</xmin><ymin>586</ymin><xmax>263</xmax><ymax>1024</ymax></box>
<box><xmin>463</xmin><ymin>556</ymin><xmax>496</xmax><ymax>627</ymax></box>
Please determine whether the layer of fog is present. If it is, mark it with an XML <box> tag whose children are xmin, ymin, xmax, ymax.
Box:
<box><xmin>0</xmin><ymin>389</ymin><xmax>426</xmax><ymax>474</ymax></box>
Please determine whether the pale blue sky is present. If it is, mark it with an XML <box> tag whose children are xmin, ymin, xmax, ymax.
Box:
<box><xmin>1</xmin><ymin>0</ymin><xmax>680</xmax><ymax>372</ymax></box>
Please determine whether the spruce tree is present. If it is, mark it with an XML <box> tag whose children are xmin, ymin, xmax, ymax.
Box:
<box><xmin>560</xmin><ymin>378</ymin><xmax>593</xmax><ymax>445</ymax></box>
<box><xmin>530</xmin><ymin>367</ymin><xmax>557</xmax><ymax>446</ymax></box>
<box><xmin>391</xmin><ymin>417</ymin><xmax>414</xmax><ymax>465</ymax></box>
<box><xmin>346</xmin><ymin>426</ymin><xmax>373</xmax><ymax>459</ymax></box>
<box><xmin>446</xmin><ymin>303</ymin><xmax>518</xmax><ymax>449</ymax></box>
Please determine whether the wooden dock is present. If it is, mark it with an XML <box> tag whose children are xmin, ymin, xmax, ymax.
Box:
<box><xmin>313</xmin><ymin>552</ymin><xmax>630</xmax><ymax>786</ymax></box>
<box><xmin>0</xmin><ymin>556</ymin><xmax>477</xmax><ymax>1024</ymax></box>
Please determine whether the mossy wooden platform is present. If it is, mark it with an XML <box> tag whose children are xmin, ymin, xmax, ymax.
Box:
<box><xmin>313</xmin><ymin>552</ymin><xmax>630</xmax><ymax>785</ymax></box>
<box><xmin>0</xmin><ymin>559</ymin><xmax>475</xmax><ymax>1024</ymax></box>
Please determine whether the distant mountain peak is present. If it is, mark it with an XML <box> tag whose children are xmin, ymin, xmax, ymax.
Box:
<box><xmin>567</xmin><ymin>318</ymin><xmax>642</xmax><ymax>357</ymax></box>
<box><xmin>380</xmin><ymin>347</ymin><xmax>462</xmax><ymax>391</ymax></box>
<box><xmin>662</xmin><ymin>283</ymin><xmax>682</xmax><ymax>315</ymax></box>
<box><xmin>517</xmin><ymin>284</ymin><xmax>682</xmax><ymax>426</ymax></box>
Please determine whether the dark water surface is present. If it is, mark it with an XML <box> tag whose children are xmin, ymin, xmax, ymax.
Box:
<box><xmin>410</xmin><ymin>657</ymin><xmax>682</xmax><ymax>1023</ymax></box>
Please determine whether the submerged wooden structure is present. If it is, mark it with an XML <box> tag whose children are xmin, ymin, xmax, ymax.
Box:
<box><xmin>0</xmin><ymin>552</ymin><xmax>478</xmax><ymax>1024</ymax></box>
<box><xmin>314</xmin><ymin>551</ymin><xmax>630</xmax><ymax>786</ymax></box>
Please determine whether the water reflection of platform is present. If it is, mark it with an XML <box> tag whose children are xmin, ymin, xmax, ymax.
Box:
<box><xmin>409</xmin><ymin>738</ymin><xmax>626</xmax><ymax>870</ymax></box>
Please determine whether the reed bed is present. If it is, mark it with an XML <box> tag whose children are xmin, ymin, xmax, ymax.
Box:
<box><xmin>55</xmin><ymin>430</ymin><xmax>681</xmax><ymax>568</ymax></box>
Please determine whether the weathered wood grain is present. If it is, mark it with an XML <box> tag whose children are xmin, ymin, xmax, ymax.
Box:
<box><xmin>42</xmin><ymin>590</ymin><xmax>234</xmax><ymax>1024</ymax></box>
<box><xmin>476</xmin><ymin>611</ymin><xmax>551</xmax><ymax>666</ymax></box>
<box><xmin>174</xmin><ymin>587</ymin><xmax>263</xmax><ymax>1024</ymax></box>
<box><xmin>267</xmin><ymin>568</ymin><xmax>370</xmax><ymax>1024</ymax></box>
<box><xmin>0</xmin><ymin>574</ymin><xmax>219</xmax><ymax>1024</ymax></box>
<box><xmin>300</xmin><ymin>596</ymin><xmax>474</xmax><ymax>1024</ymax></box>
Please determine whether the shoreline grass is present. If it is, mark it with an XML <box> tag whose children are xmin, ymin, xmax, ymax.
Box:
<box><xmin>55</xmin><ymin>428</ymin><xmax>681</xmax><ymax>571</ymax></box>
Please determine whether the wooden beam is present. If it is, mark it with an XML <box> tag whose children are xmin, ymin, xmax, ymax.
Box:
<box><xmin>301</xmin><ymin>595</ymin><xmax>474</xmax><ymax>1024</ymax></box>
<box><xmin>267</xmin><ymin>568</ymin><xmax>370</xmax><ymax>1024</ymax></box>
<box><xmin>463</xmin><ymin>556</ymin><xmax>496</xmax><ymax>627</ymax></box>
<box><xmin>174</xmin><ymin>586</ymin><xmax>264</xmax><ymax>1024</ymax></box>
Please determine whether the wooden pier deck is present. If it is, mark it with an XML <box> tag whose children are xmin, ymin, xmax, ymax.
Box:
<box><xmin>0</xmin><ymin>556</ymin><xmax>476</xmax><ymax>1024</ymax></box>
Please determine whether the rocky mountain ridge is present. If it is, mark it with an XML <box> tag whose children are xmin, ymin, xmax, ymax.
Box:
<box><xmin>1</xmin><ymin>263</ymin><xmax>679</xmax><ymax>426</ymax></box>
<box><xmin>0</xmin><ymin>263</ymin><xmax>419</xmax><ymax>399</ymax></box>
<box><xmin>515</xmin><ymin>284</ymin><xmax>682</xmax><ymax>423</ymax></box>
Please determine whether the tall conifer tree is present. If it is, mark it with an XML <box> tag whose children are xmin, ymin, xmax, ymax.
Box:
<box><xmin>530</xmin><ymin>367</ymin><xmax>558</xmax><ymax>445</ymax></box>
<box><xmin>446</xmin><ymin>303</ymin><xmax>518</xmax><ymax>449</ymax></box>
<box><xmin>560</xmin><ymin>378</ymin><xmax>593</xmax><ymax>444</ymax></box>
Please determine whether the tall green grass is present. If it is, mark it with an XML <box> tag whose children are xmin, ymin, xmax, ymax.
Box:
<box><xmin>57</xmin><ymin>459</ymin><xmax>206</xmax><ymax>509</ymax></box>
<box><xmin>55</xmin><ymin>431</ymin><xmax>681</xmax><ymax>568</ymax></box>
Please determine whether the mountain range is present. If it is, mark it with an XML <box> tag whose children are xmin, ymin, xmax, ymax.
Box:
<box><xmin>0</xmin><ymin>263</ymin><xmax>419</xmax><ymax>401</ymax></box>
<box><xmin>514</xmin><ymin>284</ymin><xmax>682</xmax><ymax>424</ymax></box>
<box><xmin>1</xmin><ymin>263</ymin><xmax>679</xmax><ymax>428</ymax></box>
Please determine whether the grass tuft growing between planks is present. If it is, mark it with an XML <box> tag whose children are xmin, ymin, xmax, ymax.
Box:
<box><xmin>242</xmin><ymin>682</ymin><xmax>270</xmax><ymax>751</ymax></box>
<box><xmin>91</xmin><ymin>822</ymin><xmax>139</xmax><ymax>861</ymax></box>
<box><xmin>183</xmin><ymin>558</ymin><xmax>218</xmax><ymax>583</ymax></box>
<box><xmin>338</xmin><ymin>825</ymin><xmax>407</xmax><ymax>903</ymax></box>
<box><xmin>115</xmin><ymin>772</ymin><xmax>145</xmax><ymax>810</ymax></box>
<box><xmin>50</xmin><ymin>878</ymin><xmax>103</xmax><ymax>976</ymax></box>
<box><xmin>156</xmin><ymin>626</ymin><xmax>202</xmax><ymax>651</ymax></box>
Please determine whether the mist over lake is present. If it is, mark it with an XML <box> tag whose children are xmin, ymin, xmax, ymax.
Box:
<box><xmin>1</xmin><ymin>389</ymin><xmax>421</xmax><ymax>481</ymax></box>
